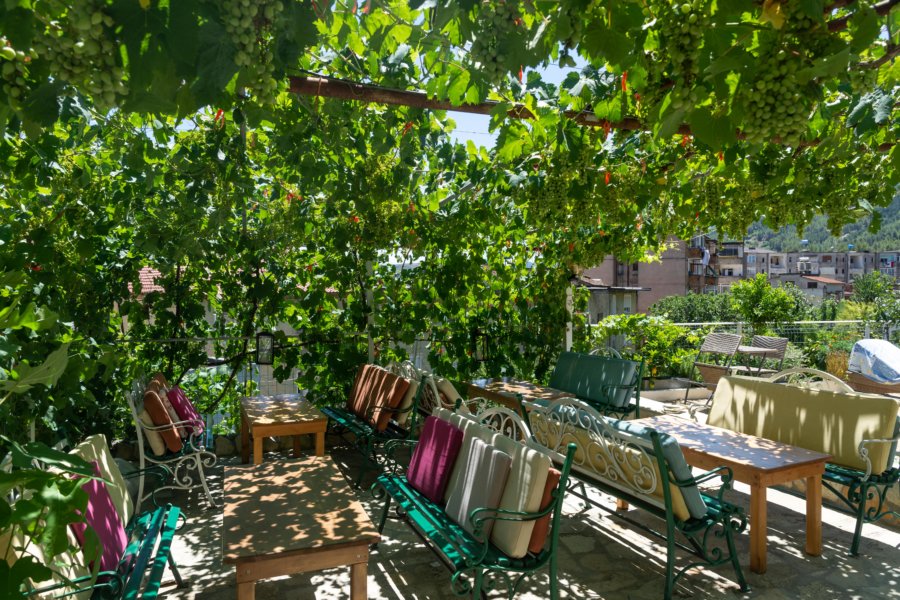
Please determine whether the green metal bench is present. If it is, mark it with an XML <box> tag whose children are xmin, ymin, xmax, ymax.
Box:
<box><xmin>322</xmin><ymin>361</ymin><xmax>433</xmax><ymax>488</ymax></box>
<box><xmin>372</xmin><ymin>412</ymin><xmax>578</xmax><ymax>599</ymax></box>
<box><xmin>22</xmin><ymin>435</ymin><xmax>184</xmax><ymax>599</ymax></box>
<box><xmin>525</xmin><ymin>397</ymin><xmax>749</xmax><ymax>600</ymax></box>
<box><xmin>547</xmin><ymin>351</ymin><xmax>643</xmax><ymax>418</ymax></box>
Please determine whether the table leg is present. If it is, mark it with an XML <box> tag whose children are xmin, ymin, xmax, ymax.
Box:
<box><xmin>350</xmin><ymin>561</ymin><xmax>367</xmax><ymax>600</ymax></box>
<box><xmin>241</xmin><ymin>413</ymin><xmax>250</xmax><ymax>464</ymax></box>
<box><xmin>750</xmin><ymin>484</ymin><xmax>768</xmax><ymax>574</ymax></box>
<box><xmin>237</xmin><ymin>581</ymin><xmax>255</xmax><ymax>600</ymax></box>
<box><xmin>253</xmin><ymin>434</ymin><xmax>263</xmax><ymax>465</ymax></box>
<box><xmin>315</xmin><ymin>430</ymin><xmax>325</xmax><ymax>457</ymax></box>
<box><xmin>806</xmin><ymin>474</ymin><xmax>823</xmax><ymax>556</ymax></box>
<box><xmin>293</xmin><ymin>435</ymin><xmax>302</xmax><ymax>458</ymax></box>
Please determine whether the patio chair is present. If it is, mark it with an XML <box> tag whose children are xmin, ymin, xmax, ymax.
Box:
<box><xmin>683</xmin><ymin>332</ymin><xmax>742</xmax><ymax>404</ymax></box>
<box><xmin>730</xmin><ymin>335</ymin><xmax>789</xmax><ymax>376</ymax></box>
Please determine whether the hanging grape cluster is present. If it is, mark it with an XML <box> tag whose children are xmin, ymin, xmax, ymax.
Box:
<box><xmin>35</xmin><ymin>1</ymin><xmax>126</xmax><ymax>111</ymax></box>
<box><xmin>646</xmin><ymin>0</ymin><xmax>710</xmax><ymax>110</ymax></box>
<box><xmin>469</xmin><ymin>1</ymin><xmax>522</xmax><ymax>83</ymax></box>
<box><xmin>737</xmin><ymin>48</ymin><xmax>813</xmax><ymax>146</ymax></box>
<box><xmin>557</xmin><ymin>0</ymin><xmax>590</xmax><ymax>50</ymax></box>
<box><xmin>222</xmin><ymin>0</ymin><xmax>283</xmax><ymax>104</ymax></box>
<box><xmin>0</xmin><ymin>39</ymin><xmax>34</xmax><ymax>107</ymax></box>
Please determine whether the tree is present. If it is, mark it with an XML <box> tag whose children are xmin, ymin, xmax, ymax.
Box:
<box><xmin>730</xmin><ymin>274</ymin><xmax>801</xmax><ymax>333</ymax></box>
<box><xmin>851</xmin><ymin>271</ymin><xmax>896</xmax><ymax>303</ymax></box>
<box><xmin>649</xmin><ymin>292</ymin><xmax>737</xmax><ymax>323</ymax></box>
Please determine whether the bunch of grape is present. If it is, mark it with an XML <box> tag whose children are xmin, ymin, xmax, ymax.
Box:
<box><xmin>35</xmin><ymin>0</ymin><xmax>127</xmax><ymax>110</ymax></box>
<box><xmin>848</xmin><ymin>67</ymin><xmax>878</xmax><ymax>95</ymax></box>
<box><xmin>738</xmin><ymin>49</ymin><xmax>813</xmax><ymax>146</ymax></box>
<box><xmin>223</xmin><ymin>0</ymin><xmax>283</xmax><ymax>104</ymax></box>
<box><xmin>558</xmin><ymin>0</ymin><xmax>590</xmax><ymax>50</ymax></box>
<box><xmin>469</xmin><ymin>1</ymin><xmax>521</xmax><ymax>83</ymax></box>
<box><xmin>0</xmin><ymin>39</ymin><xmax>34</xmax><ymax>107</ymax></box>
<box><xmin>647</xmin><ymin>0</ymin><xmax>710</xmax><ymax>109</ymax></box>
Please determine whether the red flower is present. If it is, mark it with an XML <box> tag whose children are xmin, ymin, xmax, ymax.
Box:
<box><xmin>604</xmin><ymin>172</ymin><xmax>611</xmax><ymax>185</ymax></box>
<box><xmin>621</xmin><ymin>71</ymin><xmax>628</xmax><ymax>93</ymax></box>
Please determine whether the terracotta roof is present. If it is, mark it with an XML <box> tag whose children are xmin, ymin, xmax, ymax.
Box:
<box><xmin>126</xmin><ymin>267</ymin><xmax>164</xmax><ymax>297</ymax></box>
<box><xmin>801</xmin><ymin>275</ymin><xmax>847</xmax><ymax>286</ymax></box>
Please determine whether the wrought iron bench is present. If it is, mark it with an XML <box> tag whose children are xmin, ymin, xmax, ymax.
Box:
<box><xmin>524</xmin><ymin>397</ymin><xmax>749</xmax><ymax>600</ymax></box>
<box><xmin>709</xmin><ymin>375</ymin><xmax>900</xmax><ymax>555</ymax></box>
<box><xmin>372</xmin><ymin>408</ymin><xmax>577</xmax><ymax>599</ymax></box>
<box><xmin>21</xmin><ymin>434</ymin><xmax>184</xmax><ymax>599</ymax></box>
<box><xmin>546</xmin><ymin>351</ymin><xmax>643</xmax><ymax>418</ymax></box>
<box><xmin>322</xmin><ymin>361</ymin><xmax>432</xmax><ymax>488</ymax></box>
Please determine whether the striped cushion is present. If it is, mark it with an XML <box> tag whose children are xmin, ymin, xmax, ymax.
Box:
<box><xmin>407</xmin><ymin>416</ymin><xmax>464</xmax><ymax>503</ymax></box>
<box><xmin>445</xmin><ymin>437</ymin><xmax>511</xmax><ymax>538</ymax></box>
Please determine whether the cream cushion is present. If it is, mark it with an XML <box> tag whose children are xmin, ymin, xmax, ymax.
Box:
<box><xmin>394</xmin><ymin>379</ymin><xmax>419</xmax><ymax>426</ymax></box>
<box><xmin>445</xmin><ymin>437</ymin><xmax>511</xmax><ymax>537</ymax></box>
<box><xmin>435</xmin><ymin>377</ymin><xmax>462</xmax><ymax>407</ymax></box>
<box><xmin>710</xmin><ymin>376</ymin><xmax>900</xmax><ymax>472</ymax></box>
<box><xmin>139</xmin><ymin>409</ymin><xmax>167</xmax><ymax>457</ymax></box>
<box><xmin>71</xmin><ymin>434</ymin><xmax>134</xmax><ymax>526</ymax></box>
<box><xmin>489</xmin><ymin>435</ymin><xmax>551</xmax><ymax>558</ymax></box>
<box><xmin>443</xmin><ymin>420</ymin><xmax>499</xmax><ymax>503</ymax></box>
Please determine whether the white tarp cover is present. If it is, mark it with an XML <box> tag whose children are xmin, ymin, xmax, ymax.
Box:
<box><xmin>848</xmin><ymin>338</ymin><xmax>900</xmax><ymax>384</ymax></box>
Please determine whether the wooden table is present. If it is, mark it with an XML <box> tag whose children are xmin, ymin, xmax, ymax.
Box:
<box><xmin>222</xmin><ymin>457</ymin><xmax>380</xmax><ymax>600</ymax></box>
<box><xmin>735</xmin><ymin>345</ymin><xmax>774</xmax><ymax>375</ymax></box>
<box><xmin>241</xmin><ymin>394</ymin><xmax>327</xmax><ymax>464</ymax></box>
<box><xmin>634</xmin><ymin>415</ymin><xmax>832</xmax><ymax>574</ymax></box>
<box><xmin>467</xmin><ymin>377</ymin><xmax>573</xmax><ymax>412</ymax></box>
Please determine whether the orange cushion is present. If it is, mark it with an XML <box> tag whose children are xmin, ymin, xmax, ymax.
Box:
<box><xmin>527</xmin><ymin>468</ymin><xmax>561</xmax><ymax>554</ymax></box>
<box><xmin>367</xmin><ymin>370</ymin><xmax>411</xmax><ymax>432</ymax></box>
<box><xmin>143</xmin><ymin>390</ymin><xmax>182</xmax><ymax>453</ymax></box>
<box><xmin>347</xmin><ymin>365</ymin><xmax>372</xmax><ymax>416</ymax></box>
<box><xmin>147</xmin><ymin>381</ymin><xmax>185</xmax><ymax>438</ymax></box>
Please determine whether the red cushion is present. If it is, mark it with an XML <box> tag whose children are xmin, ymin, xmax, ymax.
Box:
<box><xmin>527</xmin><ymin>467</ymin><xmax>561</xmax><ymax>554</ymax></box>
<box><xmin>406</xmin><ymin>416</ymin><xmax>463</xmax><ymax>503</ymax></box>
<box><xmin>167</xmin><ymin>386</ymin><xmax>205</xmax><ymax>435</ymax></box>
<box><xmin>143</xmin><ymin>390</ymin><xmax>182</xmax><ymax>453</ymax></box>
<box><xmin>347</xmin><ymin>364</ymin><xmax>375</xmax><ymax>417</ymax></box>
<box><xmin>71</xmin><ymin>461</ymin><xmax>128</xmax><ymax>573</ymax></box>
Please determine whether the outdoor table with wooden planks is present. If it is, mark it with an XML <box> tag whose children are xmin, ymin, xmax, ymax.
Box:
<box><xmin>222</xmin><ymin>457</ymin><xmax>380</xmax><ymax>599</ymax></box>
<box><xmin>466</xmin><ymin>377</ymin><xmax>573</xmax><ymax>412</ymax></box>
<box><xmin>633</xmin><ymin>415</ymin><xmax>832</xmax><ymax>574</ymax></box>
<box><xmin>240</xmin><ymin>393</ymin><xmax>327</xmax><ymax>464</ymax></box>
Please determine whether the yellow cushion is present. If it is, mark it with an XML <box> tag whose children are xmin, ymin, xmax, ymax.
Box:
<box><xmin>710</xmin><ymin>376</ymin><xmax>900</xmax><ymax>472</ymax></box>
<box><xmin>71</xmin><ymin>434</ymin><xmax>133</xmax><ymax>526</ymax></box>
<box><xmin>529</xmin><ymin>412</ymin><xmax>691</xmax><ymax>522</ymax></box>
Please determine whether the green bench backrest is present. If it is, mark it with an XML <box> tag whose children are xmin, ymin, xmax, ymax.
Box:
<box><xmin>548</xmin><ymin>352</ymin><xmax>641</xmax><ymax>409</ymax></box>
<box><xmin>710</xmin><ymin>376</ymin><xmax>900</xmax><ymax>473</ymax></box>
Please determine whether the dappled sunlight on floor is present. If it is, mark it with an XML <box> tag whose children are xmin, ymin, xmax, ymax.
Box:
<box><xmin>155</xmin><ymin>438</ymin><xmax>900</xmax><ymax>599</ymax></box>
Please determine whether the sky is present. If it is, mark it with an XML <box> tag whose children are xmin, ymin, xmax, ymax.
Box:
<box><xmin>446</xmin><ymin>61</ymin><xmax>583</xmax><ymax>149</ymax></box>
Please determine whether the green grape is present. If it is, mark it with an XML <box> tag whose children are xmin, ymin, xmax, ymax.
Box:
<box><xmin>468</xmin><ymin>1</ymin><xmax>522</xmax><ymax>84</ymax></box>
<box><xmin>0</xmin><ymin>38</ymin><xmax>32</xmax><ymax>108</ymax></box>
<box><xmin>644</xmin><ymin>0</ymin><xmax>710</xmax><ymax>108</ymax></box>
<box><xmin>222</xmin><ymin>0</ymin><xmax>283</xmax><ymax>104</ymax></box>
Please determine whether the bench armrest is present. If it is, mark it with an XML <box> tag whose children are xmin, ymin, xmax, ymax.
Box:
<box><xmin>672</xmin><ymin>465</ymin><xmax>735</xmax><ymax>503</ymax></box>
<box><xmin>381</xmin><ymin>439</ymin><xmax>417</xmax><ymax>474</ymax></box>
<box><xmin>858</xmin><ymin>435</ymin><xmax>900</xmax><ymax>481</ymax></box>
<box><xmin>25</xmin><ymin>570</ymin><xmax>124</xmax><ymax>598</ymax></box>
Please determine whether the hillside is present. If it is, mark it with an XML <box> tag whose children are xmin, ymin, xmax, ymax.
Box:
<box><xmin>746</xmin><ymin>192</ymin><xmax>900</xmax><ymax>252</ymax></box>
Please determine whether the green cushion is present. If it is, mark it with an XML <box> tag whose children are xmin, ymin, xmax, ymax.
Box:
<box><xmin>549</xmin><ymin>352</ymin><xmax>640</xmax><ymax>409</ymax></box>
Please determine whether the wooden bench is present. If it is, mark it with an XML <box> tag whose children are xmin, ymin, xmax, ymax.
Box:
<box><xmin>322</xmin><ymin>362</ymin><xmax>431</xmax><ymax>488</ymax></box>
<box><xmin>21</xmin><ymin>434</ymin><xmax>184</xmax><ymax>599</ymax></box>
<box><xmin>709</xmin><ymin>375</ymin><xmax>900</xmax><ymax>555</ymax></box>
<box><xmin>524</xmin><ymin>397</ymin><xmax>749</xmax><ymax>600</ymax></box>
<box><xmin>546</xmin><ymin>351</ymin><xmax>643</xmax><ymax>418</ymax></box>
<box><xmin>372</xmin><ymin>409</ymin><xmax>577</xmax><ymax>599</ymax></box>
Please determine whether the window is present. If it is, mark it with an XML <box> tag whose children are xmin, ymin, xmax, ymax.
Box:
<box><xmin>747</xmin><ymin>255</ymin><xmax>757</xmax><ymax>265</ymax></box>
<box><xmin>807</xmin><ymin>282</ymin><xmax>818</xmax><ymax>289</ymax></box>
<box><xmin>632</xmin><ymin>262</ymin><xmax>639</xmax><ymax>271</ymax></box>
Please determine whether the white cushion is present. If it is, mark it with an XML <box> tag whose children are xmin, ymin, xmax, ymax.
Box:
<box><xmin>71</xmin><ymin>434</ymin><xmax>134</xmax><ymax>528</ymax></box>
<box><xmin>443</xmin><ymin>421</ymin><xmax>498</xmax><ymax>503</ymax></box>
<box><xmin>394</xmin><ymin>379</ymin><xmax>419</xmax><ymax>426</ymax></box>
<box><xmin>139</xmin><ymin>408</ymin><xmax>167</xmax><ymax>458</ymax></box>
<box><xmin>445</xmin><ymin>437</ymin><xmax>511</xmax><ymax>537</ymax></box>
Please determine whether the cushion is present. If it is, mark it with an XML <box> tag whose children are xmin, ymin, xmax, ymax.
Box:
<box><xmin>157</xmin><ymin>386</ymin><xmax>186</xmax><ymax>438</ymax></box>
<box><xmin>435</xmin><ymin>377</ymin><xmax>462</xmax><ymax>408</ymax></box>
<box><xmin>151</xmin><ymin>372</ymin><xmax>170</xmax><ymax>390</ymax></box>
<box><xmin>443</xmin><ymin>420</ymin><xmax>498</xmax><ymax>503</ymax></box>
<box><xmin>527</xmin><ymin>468</ymin><xmax>561</xmax><ymax>554</ymax></box>
<box><xmin>445</xmin><ymin>437</ymin><xmax>512</xmax><ymax>538</ymax></box>
<box><xmin>139</xmin><ymin>409</ymin><xmax>166</xmax><ymax>457</ymax></box>
<box><xmin>489</xmin><ymin>435</ymin><xmax>552</xmax><ymax>558</ymax></box>
<box><xmin>71</xmin><ymin>435</ymin><xmax>134</xmax><ymax>526</ymax></box>
<box><xmin>346</xmin><ymin>364</ymin><xmax>372</xmax><ymax>416</ymax></box>
<box><xmin>394</xmin><ymin>378</ymin><xmax>419</xmax><ymax>426</ymax></box>
<box><xmin>710</xmin><ymin>376</ymin><xmax>900</xmax><ymax>472</ymax></box>
<box><xmin>549</xmin><ymin>352</ymin><xmax>639</xmax><ymax>409</ymax></box>
<box><xmin>70</xmin><ymin>461</ymin><xmax>128</xmax><ymax>573</ymax></box>
<box><xmin>407</xmin><ymin>416</ymin><xmax>464</xmax><ymax>503</ymax></box>
<box><xmin>143</xmin><ymin>390</ymin><xmax>183</xmax><ymax>453</ymax></box>
<box><xmin>366</xmin><ymin>370</ymin><xmax>412</xmax><ymax>432</ymax></box>
<box><xmin>167</xmin><ymin>386</ymin><xmax>205</xmax><ymax>436</ymax></box>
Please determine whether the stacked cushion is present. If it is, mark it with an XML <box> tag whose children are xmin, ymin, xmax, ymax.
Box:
<box><xmin>527</xmin><ymin>468</ymin><xmax>561</xmax><ymax>553</ymax></box>
<box><xmin>143</xmin><ymin>389</ymin><xmax>182</xmax><ymax>453</ymax></box>
<box><xmin>148</xmin><ymin>379</ymin><xmax>185</xmax><ymax>438</ymax></box>
<box><xmin>346</xmin><ymin>364</ymin><xmax>412</xmax><ymax>432</ymax></box>
<box><xmin>407</xmin><ymin>416</ymin><xmax>464</xmax><ymax>503</ymax></box>
<box><xmin>138</xmin><ymin>409</ymin><xmax>166</xmax><ymax>456</ymax></box>
<box><xmin>394</xmin><ymin>378</ymin><xmax>419</xmax><ymax>426</ymax></box>
<box><xmin>167</xmin><ymin>386</ymin><xmax>205</xmax><ymax>436</ymax></box>
<box><xmin>445</xmin><ymin>437</ymin><xmax>511</xmax><ymax>537</ymax></box>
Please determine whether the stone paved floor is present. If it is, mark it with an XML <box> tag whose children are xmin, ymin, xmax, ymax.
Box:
<box><xmin>155</xmin><ymin>439</ymin><xmax>900</xmax><ymax>600</ymax></box>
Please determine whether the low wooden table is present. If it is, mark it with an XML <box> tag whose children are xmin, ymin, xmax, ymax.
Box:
<box><xmin>222</xmin><ymin>457</ymin><xmax>380</xmax><ymax>599</ymax></box>
<box><xmin>467</xmin><ymin>377</ymin><xmax>573</xmax><ymax>412</ymax></box>
<box><xmin>241</xmin><ymin>393</ymin><xmax>327</xmax><ymax>464</ymax></box>
<box><xmin>634</xmin><ymin>415</ymin><xmax>832</xmax><ymax>574</ymax></box>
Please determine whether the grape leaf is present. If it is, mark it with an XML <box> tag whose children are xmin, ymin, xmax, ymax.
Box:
<box><xmin>849</xmin><ymin>6</ymin><xmax>880</xmax><ymax>53</ymax></box>
<box><xmin>688</xmin><ymin>108</ymin><xmax>735</xmax><ymax>149</ymax></box>
<box><xmin>0</xmin><ymin>343</ymin><xmax>69</xmax><ymax>395</ymax></box>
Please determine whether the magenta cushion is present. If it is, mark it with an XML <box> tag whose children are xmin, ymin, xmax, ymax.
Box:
<box><xmin>406</xmin><ymin>416</ymin><xmax>464</xmax><ymax>503</ymax></box>
<box><xmin>167</xmin><ymin>386</ymin><xmax>205</xmax><ymax>435</ymax></box>
<box><xmin>70</xmin><ymin>461</ymin><xmax>128</xmax><ymax>573</ymax></box>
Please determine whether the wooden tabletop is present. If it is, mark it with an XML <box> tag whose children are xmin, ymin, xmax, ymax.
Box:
<box><xmin>241</xmin><ymin>393</ymin><xmax>326</xmax><ymax>426</ymax></box>
<box><xmin>737</xmin><ymin>345</ymin><xmax>772</xmax><ymax>356</ymax></box>
<box><xmin>222</xmin><ymin>456</ymin><xmax>380</xmax><ymax>563</ymax></box>
<box><xmin>635</xmin><ymin>415</ymin><xmax>832</xmax><ymax>473</ymax></box>
<box><xmin>468</xmin><ymin>377</ymin><xmax>573</xmax><ymax>403</ymax></box>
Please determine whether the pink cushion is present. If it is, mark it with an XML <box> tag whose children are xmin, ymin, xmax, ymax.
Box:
<box><xmin>167</xmin><ymin>386</ymin><xmax>205</xmax><ymax>435</ymax></box>
<box><xmin>407</xmin><ymin>416</ymin><xmax>463</xmax><ymax>503</ymax></box>
<box><xmin>71</xmin><ymin>461</ymin><xmax>128</xmax><ymax>573</ymax></box>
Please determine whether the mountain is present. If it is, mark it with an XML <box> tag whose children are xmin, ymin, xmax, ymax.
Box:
<box><xmin>746</xmin><ymin>192</ymin><xmax>900</xmax><ymax>252</ymax></box>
